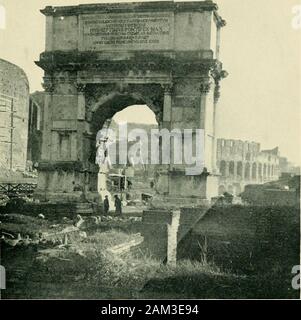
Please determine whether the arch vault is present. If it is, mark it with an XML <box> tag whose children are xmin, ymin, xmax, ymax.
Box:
<box><xmin>34</xmin><ymin>1</ymin><xmax>227</xmax><ymax>204</ymax></box>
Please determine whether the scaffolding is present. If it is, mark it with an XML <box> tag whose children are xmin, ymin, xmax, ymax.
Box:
<box><xmin>0</xmin><ymin>93</ymin><xmax>16</xmax><ymax>172</ymax></box>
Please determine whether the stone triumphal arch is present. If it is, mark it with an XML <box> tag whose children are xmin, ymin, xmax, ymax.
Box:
<box><xmin>35</xmin><ymin>1</ymin><xmax>227</xmax><ymax>204</ymax></box>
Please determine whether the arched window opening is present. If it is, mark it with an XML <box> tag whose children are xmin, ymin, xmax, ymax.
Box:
<box><xmin>220</xmin><ymin>160</ymin><xmax>227</xmax><ymax>177</ymax></box>
<box><xmin>245</xmin><ymin>162</ymin><xmax>250</xmax><ymax>179</ymax></box>
<box><xmin>252</xmin><ymin>163</ymin><xmax>257</xmax><ymax>180</ymax></box>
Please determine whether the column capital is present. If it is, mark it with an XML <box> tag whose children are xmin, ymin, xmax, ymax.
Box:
<box><xmin>161</xmin><ymin>83</ymin><xmax>173</xmax><ymax>95</ymax></box>
<box><xmin>199</xmin><ymin>81</ymin><xmax>211</xmax><ymax>94</ymax></box>
<box><xmin>42</xmin><ymin>78</ymin><xmax>55</xmax><ymax>93</ymax></box>
<box><xmin>76</xmin><ymin>83</ymin><xmax>86</xmax><ymax>93</ymax></box>
<box><xmin>199</xmin><ymin>76</ymin><xmax>212</xmax><ymax>94</ymax></box>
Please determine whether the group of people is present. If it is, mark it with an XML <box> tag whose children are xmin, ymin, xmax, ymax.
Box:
<box><xmin>103</xmin><ymin>194</ymin><xmax>122</xmax><ymax>216</ymax></box>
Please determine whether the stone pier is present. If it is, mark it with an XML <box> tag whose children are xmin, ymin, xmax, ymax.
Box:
<box><xmin>142</xmin><ymin>206</ymin><xmax>209</xmax><ymax>264</ymax></box>
<box><xmin>34</xmin><ymin>1</ymin><xmax>227</xmax><ymax>204</ymax></box>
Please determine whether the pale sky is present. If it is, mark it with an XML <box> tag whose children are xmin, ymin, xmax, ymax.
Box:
<box><xmin>113</xmin><ymin>105</ymin><xmax>157</xmax><ymax>124</ymax></box>
<box><xmin>0</xmin><ymin>0</ymin><xmax>300</xmax><ymax>164</ymax></box>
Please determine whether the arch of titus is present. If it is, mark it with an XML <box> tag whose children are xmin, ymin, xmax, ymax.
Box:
<box><xmin>35</xmin><ymin>1</ymin><xmax>227</xmax><ymax>204</ymax></box>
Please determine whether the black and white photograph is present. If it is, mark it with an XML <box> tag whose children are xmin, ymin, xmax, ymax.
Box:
<box><xmin>0</xmin><ymin>0</ymin><xmax>300</xmax><ymax>302</ymax></box>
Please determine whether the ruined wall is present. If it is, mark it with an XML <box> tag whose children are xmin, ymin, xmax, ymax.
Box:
<box><xmin>0</xmin><ymin>59</ymin><xmax>29</xmax><ymax>173</ymax></box>
<box><xmin>241</xmin><ymin>186</ymin><xmax>299</xmax><ymax>207</ymax></box>
<box><xmin>216</xmin><ymin>139</ymin><xmax>280</xmax><ymax>195</ymax></box>
<box><xmin>141</xmin><ymin>206</ymin><xmax>212</xmax><ymax>263</ymax></box>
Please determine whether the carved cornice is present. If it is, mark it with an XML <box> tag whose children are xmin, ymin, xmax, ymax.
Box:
<box><xmin>36</xmin><ymin>51</ymin><xmax>220</xmax><ymax>77</ymax></box>
<box><xmin>38</xmin><ymin>161</ymin><xmax>84</xmax><ymax>172</ymax></box>
<box><xmin>41</xmin><ymin>1</ymin><xmax>218</xmax><ymax>17</ymax></box>
<box><xmin>116</xmin><ymin>83</ymin><xmax>129</xmax><ymax>94</ymax></box>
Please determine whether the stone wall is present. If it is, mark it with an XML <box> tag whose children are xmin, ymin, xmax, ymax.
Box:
<box><xmin>0</xmin><ymin>59</ymin><xmax>29</xmax><ymax>173</ymax></box>
<box><xmin>216</xmin><ymin>139</ymin><xmax>280</xmax><ymax>195</ymax></box>
<box><xmin>241</xmin><ymin>186</ymin><xmax>299</xmax><ymax>207</ymax></box>
<box><xmin>141</xmin><ymin>206</ymin><xmax>210</xmax><ymax>263</ymax></box>
<box><xmin>35</xmin><ymin>1</ymin><xmax>227</xmax><ymax>203</ymax></box>
<box><xmin>42</xmin><ymin>1</ymin><xmax>224</xmax><ymax>53</ymax></box>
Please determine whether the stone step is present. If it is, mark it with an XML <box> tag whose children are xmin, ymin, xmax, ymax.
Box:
<box><xmin>75</xmin><ymin>209</ymin><xmax>94</xmax><ymax>214</ymax></box>
<box><xmin>75</xmin><ymin>204</ymin><xmax>93</xmax><ymax>209</ymax></box>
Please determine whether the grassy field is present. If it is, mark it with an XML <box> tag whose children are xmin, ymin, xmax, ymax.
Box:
<box><xmin>1</xmin><ymin>213</ymin><xmax>299</xmax><ymax>299</ymax></box>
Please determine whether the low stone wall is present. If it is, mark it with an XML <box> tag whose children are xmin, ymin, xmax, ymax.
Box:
<box><xmin>107</xmin><ymin>233</ymin><xmax>143</xmax><ymax>256</ymax></box>
<box><xmin>141</xmin><ymin>206</ymin><xmax>209</xmax><ymax>263</ymax></box>
<box><xmin>0</xmin><ymin>202</ymin><xmax>101</xmax><ymax>217</ymax></box>
<box><xmin>142</xmin><ymin>205</ymin><xmax>300</xmax><ymax>273</ymax></box>
<box><xmin>242</xmin><ymin>187</ymin><xmax>299</xmax><ymax>207</ymax></box>
<box><xmin>141</xmin><ymin>210</ymin><xmax>171</xmax><ymax>261</ymax></box>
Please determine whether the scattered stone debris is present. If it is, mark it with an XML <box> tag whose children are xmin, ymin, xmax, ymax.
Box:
<box><xmin>0</xmin><ymin>211</ymin><xmax>142</xmax><ymax>256</ymax></box>
<box><xmin>74</xmin><ymin>214</ymin><xmax>84</xmax><ymax>228</ymax></box>
<box><xmin>79</xmin><ymin>231</ymin><xmax>87</xmax><ymax>238</ymax></box>
<box><xmin>107</xmin><ymin>233</ymin><xmax>143</xmax><ymax>256</ymax></box>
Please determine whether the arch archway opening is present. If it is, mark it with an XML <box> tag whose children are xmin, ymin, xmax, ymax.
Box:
<box><xmin>229</xmin><ymin>161</ymin><xmax>235</xmax><ymax>176</ymax></box>
<box><xmin>234</xmin><ymin>184</ymin><xmax>242</xmax><ymax>196</ymax></box>
<box><xmin>252</xmin><ymin>163</ymin><xmax>257</xmax><ymax>180</ymax></box>
<box><xmin>263</xmin><ymin>164</ymin><xmax>267</xmax><ymax>178</ymax></box>
<box><xmin>227</xmin><ymin>185</ymin><xmax>234</xmax><ymax>195</ymax></box>
<box><xmin>258</xmin><ymin>163</ymin><xmax>263</xmax><ymax>181</ymax></box>
<box><xmin>93</xmin><ymin>102</ymin><xmax>159</xmax><ymax>209</ymax></box>
<box><xmin>237</xmin><ymin>161</ymin><xmax>243</xmax><ymax>178</ymax></box>
<box><xmin>220</xmin><ymin>160</ymin><xmax>227</xmax><ymax>177</ymax></box>
<box><xmin>245</xmin><ymin>163</ymin><xmax>251</xmax><ymax>180</ymax></box>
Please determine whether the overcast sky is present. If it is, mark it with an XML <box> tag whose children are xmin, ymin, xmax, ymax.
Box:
<box><xmin>0</xmin><ymin>0</ymin><xmax>300</xmax><ymax>164</ymax></box>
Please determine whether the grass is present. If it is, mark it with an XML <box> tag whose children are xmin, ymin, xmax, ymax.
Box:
<box><xmin>0</xmin><ymin>213</ymin><xmax>53</xmax><ymax>237</ymax></box>
<box><xmin>2</xmin><ymin>219</ymin><xmax>299</xmax><ymax>299</ymax></box>
<box><xmin>3</xmin><ymin>224</ymin><xmax>228</xmax><ymax>297</ymax></box>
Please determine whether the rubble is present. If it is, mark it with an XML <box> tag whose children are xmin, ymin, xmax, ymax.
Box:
<box><xmin>74</xmin><ymin>214</ymin><xmax>84</xmax><ymax>228</ymax></box>
<box><xmin>107</xmin><ymin>233</ymin><xmax>143</xmax><ymax>255</ymax></box>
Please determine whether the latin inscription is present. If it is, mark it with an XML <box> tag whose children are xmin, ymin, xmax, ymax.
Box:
<box><xmin>82</xmin><ymin>12</ymin><xmax>173</xmax><ymax>50</ymax></box>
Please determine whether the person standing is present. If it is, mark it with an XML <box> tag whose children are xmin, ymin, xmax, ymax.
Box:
<box><xmin>103</xmin><ymin>195</ymin><xmax>109</xmax><ymax>215</ymax></box>
<box><xmin>114</xmin><ymin>195</ymin><xmax>122</xmax><ymax>216</ymax></box>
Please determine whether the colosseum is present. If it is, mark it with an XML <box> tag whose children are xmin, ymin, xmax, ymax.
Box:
<box><xmin>216</xmin><ymin>139</ymin><xmax>280</xmax><ymax>196</ymax></box>
<box><xmin>0</xmin><ymin>59</ymin><xmax>29</xmax><ymax>174</ymax></box>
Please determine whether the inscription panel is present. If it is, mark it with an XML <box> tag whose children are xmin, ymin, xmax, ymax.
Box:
<box><xmin>81</xmin><ymin>12</ymin><xmax>173</xmax><ymax>51</ymax></box>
